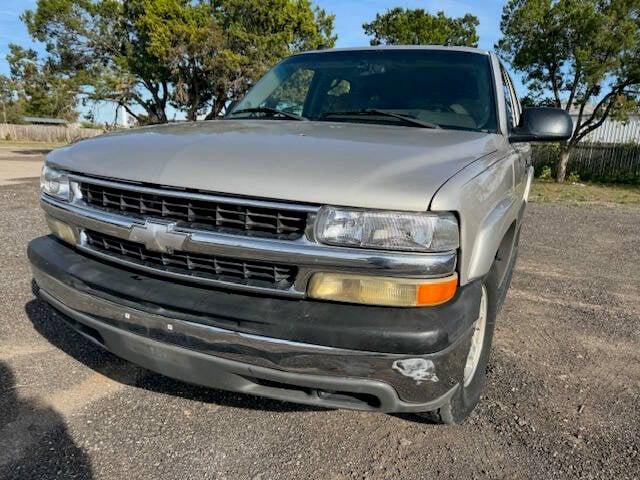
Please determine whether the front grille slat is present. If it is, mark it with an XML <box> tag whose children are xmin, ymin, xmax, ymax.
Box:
<box><xmin>79</xmin><ymin>182</ymin><xmax>308</xmax><ymax>239</ymax></box>
<box><xmin>84</xmin><ymin>230</ymin><xmax>297</xmax><ymax>290</ymax></box>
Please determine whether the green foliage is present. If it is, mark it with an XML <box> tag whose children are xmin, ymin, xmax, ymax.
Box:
<box><xmin>497</xmin><ymin>0</ymin><xmax>640</xmax><ymax>182</ymax></box>
<box><xmin>24</xmin><ymin>0</ymin><xmax>173</xmax><ymax>124</ymax></box>
<box><xmin>532</xmin><ymin>142</ymin><xmax>640</xmax><ymax>184</ymax></box>
<box><xmin>532</xmin><ymin>142</ymin><xmax>561</xmax><ymax>177</ymax></box>
<box><xmin>0</xmin><ymin>75</ymin><xmax>24</xmax><ymax>123</ymax></box>
<box><xmin>134</xmin><ymin>0</ymin><xmax>226</xmax><ymax>120</ymax></box>
<box><xmin>137</xmin><ymin>0</ymin><xmax>335</xmax><ymax>120</ymax></box>
<box><xmin>0</xmin><ymin>44</ymin><xmax>79</xmax><ymax>122</ymax></box>
<box><xmin>566</xmin><ymin>171</ymin><xmax>581</xmax><ymax>183</ymax></box>
<box><xmin>539</xmin><ymin>165</ymin><xmax>553</xmax><ymax>180</ymax></box>
<box><xmin>23</xmin><ymin>0</ymin><xmax>336</xmax><ymax>123</ymax></box>
<box><xmin>0</xmin><ymin>101</ymin><xmax>25</xmax><ymax>124</ymax></box>
<box><xmin>362</xmin><ymin>8</ymin><xmax>479</xmax><ymax>47</ymax></box>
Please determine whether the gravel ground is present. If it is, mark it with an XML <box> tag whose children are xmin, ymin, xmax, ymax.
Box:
<box><xmin>0</xmin><ymin>157</ymin><xmax>639</xmax><ymax>479</ymax></box>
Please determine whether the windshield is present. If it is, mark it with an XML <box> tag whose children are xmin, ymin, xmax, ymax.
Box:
<box><xmin>230</xmin><ymin>49</ymin><xmax>498</xmax><ymax>132</ymax></box>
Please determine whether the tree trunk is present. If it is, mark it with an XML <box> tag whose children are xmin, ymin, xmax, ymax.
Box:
<box><xmin>205</xmin><ymin>102</ymin><xmax>224</xmax><ymax>120</ymax></box>
<box><xmin>187</xmin><ymin>104</ymin><xmax>198</xmax><ymax>122</ymax></box>
<box><xmin>556</xmin><ymin>145</ymin><xmax>570</xmax><ymax>183</ymax></box>
<box><xmin>147</xmin><ymin>107</ymin><xmax>168</xmax><ymax>124</ymax></box>
<box><xmin>205</xmin><ymin>92</ymin><xmax>229</xmax><ymax>120</ymax></box>
<box><xmin>156</xmin><ymin>109</ymin><xmax>168</xmax><ymax>123</ymax></box>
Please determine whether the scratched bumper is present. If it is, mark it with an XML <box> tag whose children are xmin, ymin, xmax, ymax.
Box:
<box><xmin>28</xmin><ymin>236</ymin><xmax>476</xmax><ymax>411</ymax></box>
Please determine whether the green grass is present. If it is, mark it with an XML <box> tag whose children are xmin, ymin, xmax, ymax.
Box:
<box><xmin>530</xmin><ymin>180</ymin><xmax>640</xmax><ymax>205</ymax></box>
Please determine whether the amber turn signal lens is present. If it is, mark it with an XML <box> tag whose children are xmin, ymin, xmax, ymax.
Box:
<box><xmin>417</xmin><ymin>275</ymin><xmax>459</xmax><ymax>306</ymax></box>
<box><xmin>308</xmin><ymin>273</ymin><xmax>458</xmax><ymax>307</ymax></box>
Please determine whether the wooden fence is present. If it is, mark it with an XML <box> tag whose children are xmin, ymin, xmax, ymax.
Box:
<box><xmin>0</xmin><ymin>123</ymin><xmax>103</xmax><ymax>144</ymax></box>
<box><xmin>531</xmin><ymin>142</ymin><xmax>640</xmax><ymax>183</ymax></box>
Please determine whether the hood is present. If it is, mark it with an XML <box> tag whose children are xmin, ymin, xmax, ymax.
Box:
<box><xmin>48</xmin><ymin>120</ymin><xmax>502</xmax><ymax>211</ymax></box>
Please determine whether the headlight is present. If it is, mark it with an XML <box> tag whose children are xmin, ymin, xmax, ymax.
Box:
<box><xmin>315</xmin><ymin>207</ymin><xmax>459</xmax><ymax>252</ymax></box>
<box><xmin>40</xmin><ymin>165</ymin><xmax>70</xmax><ymax>201</ymax></box>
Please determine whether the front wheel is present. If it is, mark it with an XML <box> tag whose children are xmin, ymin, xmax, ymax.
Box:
<box><xmin>417</xmin><ymin>240</ymin><xmax>518</xmax><ymax>424</ymax></box>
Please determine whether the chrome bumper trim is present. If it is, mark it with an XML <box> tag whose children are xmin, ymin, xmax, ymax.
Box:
<box><xmin>42</xmin><ymin>196</ymin><xmax>457</xmax><ymax>296</ymax></box>
<box><xmin>34</xmin><ymin>268</ymin><xmax>467</xmax><ymax>404</ymax></box>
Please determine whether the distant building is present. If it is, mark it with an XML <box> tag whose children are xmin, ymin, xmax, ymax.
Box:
<box><xmin>22</xmin><ymin>116</ymin><xmax>69</xmax><ymax>126</ymax></box>
<box><xmin>568</xmin><ymin>105</ymin><xmax>640</xmax><ymax>144</ymax></box>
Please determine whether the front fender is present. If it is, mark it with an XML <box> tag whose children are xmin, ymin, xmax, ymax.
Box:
<box><xmin>430</xmin><ymin>150</ymin><xmax>524</xmax><ymax>285</ymax></box>
<box><xmin>466</xmin><ymin>194</ymin><xmax>520</xmax><ymax>282</ymax></box>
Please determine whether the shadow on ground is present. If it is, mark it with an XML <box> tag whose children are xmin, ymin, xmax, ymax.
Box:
<box><xmin>25</xmin><ymin>297</ymin><xmax>326</xmax><ymax>414</ymax></box>
<box><xmin>0</xmin><ymin>361</ymin><xmax>94</xmax><ymax>480</ymax></box>
<box><xmin>8</xmin><ymin>149</ymin><xmax>52</xmax><ymax>156</ymax></box>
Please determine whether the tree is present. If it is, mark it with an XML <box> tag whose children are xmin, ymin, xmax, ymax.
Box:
<box><xmin>0</xmin><ymin>76</ymin><xmax>24</xmax><ymax>124</ymax></box>
<box><xmin>24</xmin><ymin>0</ymin><xmax>172</xmax><ymax>124</ymax></box>
<box><xmin>208</xmin><ymin>0</ymin><xmax>336</xmax><ymax>118</ymax></box>
<box><xmin>23</xmin><ymin>0</ymin><xmax>336</xmax><ymax>123</ymax></box>
<box><xmin>137</xmin><ymin>0</ymin><xmax>335</xmax><ymax>120</ymax></box>
<box><xmin>363</xmin><ymin>8</ymin><xmax>479</xmax><ymax>47</ymax></box>
<box><xmin>497</xmin><ymin>0</ymin><xmax>640</xmax><ymax>182</ymax></box>
<box><xmin>2</xmin><ymin>44</ymin><xmax>79</xmax><ymax>122</ymax></box>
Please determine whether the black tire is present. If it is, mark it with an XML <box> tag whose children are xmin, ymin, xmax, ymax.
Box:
<box><xmin>417</xmin><ymin>232</ymin><xmax>519</xmax><ymax>424</ymax></box>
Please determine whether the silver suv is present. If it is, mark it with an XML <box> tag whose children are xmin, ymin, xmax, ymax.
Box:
<box><xmin>29</xmin><ymin>46</ymin><xmax>571</xmax><ymax>423</ymax></box>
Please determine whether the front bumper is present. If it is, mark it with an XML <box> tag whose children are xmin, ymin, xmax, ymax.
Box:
<box><xmin>29</xmin><ymin>236</ymin><xmax>480</xmax><ymax>412</ymax></box>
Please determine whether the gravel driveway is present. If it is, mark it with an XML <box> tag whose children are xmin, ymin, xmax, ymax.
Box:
<box><xmin>1</xmin><ymin>155</ymin><xmax>638</xmax><ymax>479</ymax></box>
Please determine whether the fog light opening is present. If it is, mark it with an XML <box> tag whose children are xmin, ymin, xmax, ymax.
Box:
<box><xmin>46</xmin><ymin>217</ymin><xmax>77</xmax><ymax>245</ymax></box>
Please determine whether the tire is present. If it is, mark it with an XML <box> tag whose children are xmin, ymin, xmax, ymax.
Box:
<box><xmin>417</xmin><ymin>232</ymin><xmax>519</xmax><ymax>424</ymax></box>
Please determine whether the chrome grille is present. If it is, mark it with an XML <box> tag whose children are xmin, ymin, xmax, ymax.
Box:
<box><xmin>84</xmin><ymin>230</ymin><xmax>297</xmax><ymax>290</ymax></box>
<box><xmin>78</xmin><ymin>182</ymin><xmax>308</xmax><ymax>239</ymax></box>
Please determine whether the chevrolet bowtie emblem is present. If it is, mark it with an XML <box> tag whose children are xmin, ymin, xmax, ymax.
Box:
<box><xmin>129</xmin><ymin>220</ymin><xmax>189</xmax><ymax>253</ymax></box>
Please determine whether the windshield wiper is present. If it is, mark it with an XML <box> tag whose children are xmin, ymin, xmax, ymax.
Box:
<box><xmin>320</xmin><ymin>109</ymin><xmax>440</xmax><ymax>129</ymax></box>
<box><xmin>227</xmin><ymin>107</ymin><xmax>306</xmax><ymax>121</ymax></box>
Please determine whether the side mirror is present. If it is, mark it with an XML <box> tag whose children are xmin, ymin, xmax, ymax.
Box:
<box><xmin>510</xmin><ymin>107</ymin><xmax>573</xmax><ymax>143</ymax></box>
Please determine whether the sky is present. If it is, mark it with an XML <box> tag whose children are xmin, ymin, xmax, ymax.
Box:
<box><xmin>0</xmin><ymin>0</ymin><xmax>521</xmax><ymax>123</ymax></box>
<box><xmin>0</xmin><ymin>0</ymin><xmax>39</xmax><ymax>73</ymax></box>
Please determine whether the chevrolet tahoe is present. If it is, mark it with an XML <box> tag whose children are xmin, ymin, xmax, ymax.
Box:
<box><xmin>28</xmin><ymin>46</ymin><xmax>572</xmax><ymax>424</ymax></box>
